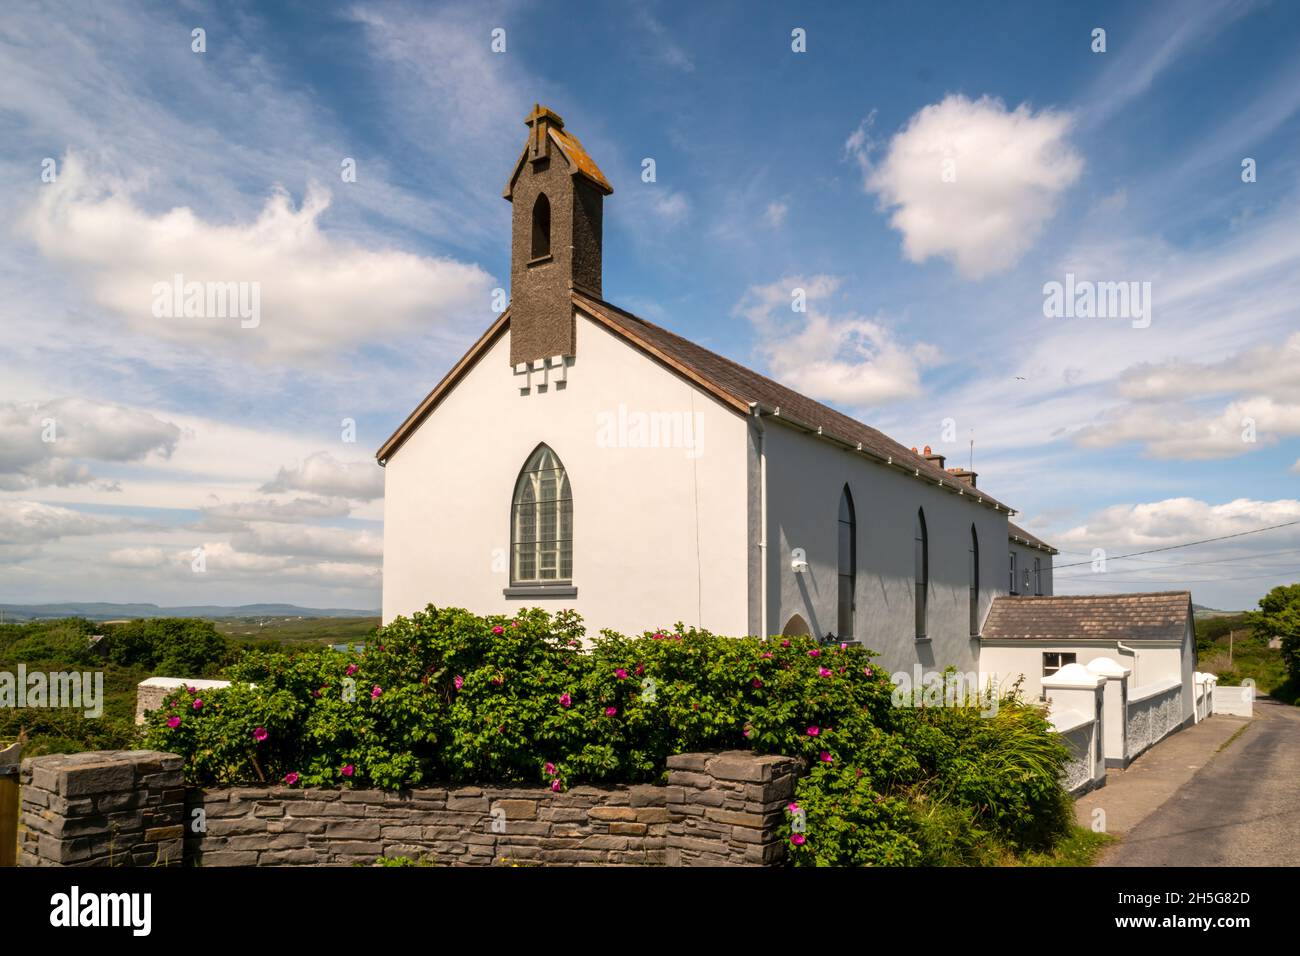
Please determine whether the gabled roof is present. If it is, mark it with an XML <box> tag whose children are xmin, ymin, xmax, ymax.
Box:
<box><xmin>981</xmin><ymin>591</ymin><xmax>1193</xmax><ymax>643</ymax></box>
<box><xmin>574</xmin><ymin>292</ymin><xmax>1015</xmax><ymax>514</ymax></box>
<box><xmin>1008</xmin><ymin>521</ymin><xmax>1058</xmax><ymax>555</ymax></box>
<box><xmin>503</xmin><ymin>127</ymin><xmax>613</xmax><ymax>199</ymax></box>
<box><xmin>376</xmin><ymin>292</ymin><xmax>1019</xmax><ymax>515</ymax></box>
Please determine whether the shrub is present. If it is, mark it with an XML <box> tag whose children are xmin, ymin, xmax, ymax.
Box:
<box><xmin>104</xmin><ymin>618</ymin><xmax>229</xmax><ymax>675</ymax></box>
<box><xmin>144</xmin><ymin>605</ymin><xmax>1073</xmax><ymax>864</ymax></box>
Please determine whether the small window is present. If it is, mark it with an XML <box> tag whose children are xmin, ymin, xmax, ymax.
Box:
<box><xmin>1043</xmin><ymin>652</ymin><xmax>1076</xmax><ymax>678</ymax></box>
<box><xmin>969</xmin><ymin>525</ymin><xmax>980</xmax><ymax>636</ymax></box>
<box><xmin>1033</xmin><ymin>556</ymin><xmax>1043</xmax><ymax>596</ymax></box>
<box><xmin>511</xmin><ymin>444</ymin><xmax>571</xmax><ymax>585</ymax></box>
<box><xmin>1009</xmin><ymin>552</ymin><xmax>1018</xmax><ymax>594</ymax></box>
<box><xmin>531</xmin><ymin>193</ymin><xmax>551</xmax><ymax>259</ymax></box>
<box><xmin>914</xmin><ymin>509</ymin><xmax>928</xmax><ymax>640</ymax></box>
<box><xmin>837</xmin><ymin>486</ymin><xmax>856</xmax><ymax>639</ymax></box>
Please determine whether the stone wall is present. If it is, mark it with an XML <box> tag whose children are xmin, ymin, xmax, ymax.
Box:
<box><xmin>21</xmin><ymin>748</ymin><xmax>802</xmax><ymax>867</ymax></box>
<box><xmin>19</xmin><ymin>750</ymin><xmax>184</xmax><ymax>866</ymax></box>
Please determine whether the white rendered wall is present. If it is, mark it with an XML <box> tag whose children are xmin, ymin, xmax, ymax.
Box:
<box><xmin>381</xmin><ymin>312</ymin><xmax>750</xmax><ymax>637</ymax></box>
<box><xmin>761</xmin><ymin>422</ymin><xmax>1010</xmax><ymax>676</ymax></box>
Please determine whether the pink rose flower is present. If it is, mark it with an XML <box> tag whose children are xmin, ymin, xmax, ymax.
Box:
<box><xmin>751</xmin><ymin>678</ymin><xmax>763</xmax><ymax>688</ymax></box>
<box><xmin>863</xmin><ymin>667</ymin><xmax>873</xmax><ymax>677</ymax></box>
<box><xmin>652</xmin><ymin>632</ymin><xmax>665</xmax><ymax>640</ymax></box>
<box><xmin>550</xmin><ymin>779</ymin><xmax>562</xmax><ymax>792</ymax></box>
<box><xmin>790</xmin><ymin>833</ymin><xmax>806</xmax><ymax>846</ymax></box>
<box><xmin>492</xmin><ymin>625</ymin><xmax>504</xmax><ymax>635</ymax></box>
<box><xmin>346</xmin><ymin>664</ymin><xmax>358</xmax><ymax>676</ymax></box>
<box><xmin>818</xmin><ymin>667</ymin><xmax>832</xmax><ymax>678</ymax></box>
<box><xmin>615</xmin><ymin>668</ymin><xmax>628</xmax><ymax>680</ymax></box>
<box><xmin>819</xmin><ymin>751</ymin><xmax>833</xmax><ymax>763</ymax></box>
<box><xmin>453</xmin><ymin>675</ymin><xmax>464</xmax><ymax>690</ymax></box>
<box><xmin>635</xmin><ymin>663</ymin><xmax>645</xmax><ymax>676</ymax></box>
<box><xmin>166</xmin><ymin>716</ymin><xmax>181</xmax><ymax>729</ymax></box>
<box><xmin>253</xmin><ymin>727</ymin><xmax>268</xmax><ymax>743</ymax></box>
<box><xmin>808</xmin><ymin>648</ymin><xmax>821</xmax><ymax>658</ymax></box>
<box><xmin>559</xmin><ymin>693</ymin><xmax>572</xmax><ymax>708</ymax></box>
<box><xmin>544</xmin><ymin>762</ymin><xmax>556</xmax><ymax>775</ymax></box>
<box><xmin>341</xmin><ymin>764</ymin><xmax>354</xmax><ymax>777</ymax></box>
<box><xmin>605</xmin><ymin>706</ymin><xmax>618</xmax><ymax>717</ymax></box>
<box><xmin>761</xmin><ymin>651</ymin><xmax>773</xmax><ymax>659</ymax></box>
<box><xmin>806</xmin><ymin>726</ymin><xmax>819</xmax><ymax>737</ymax></box>
<box><xmin>787</xmin><ymin>802</ymin><xmax>800</xmax><ymax>813</ymax></box>
<box><xmin>285</xmin><ymin>772</ymin><xmax>300</xmax><ymax>786</ymax></box>
<box><xmin>370</xmin><ymin>685</ymin><xmax>383</xmax><ymax>699</ymax></box>
<box><xmin>781</xmin><ymin>639</ymin><xmax>790</xmax><ymax>648</ymax></box>
<box><xmin>192</xmin><ymin>698</ymin><xmax>203</xmax><ymax>710</ymax></box>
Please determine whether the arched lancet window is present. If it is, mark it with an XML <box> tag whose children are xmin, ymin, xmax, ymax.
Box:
<box><xmin>511</xmin><ymin>444</ymin><xmax>571</xmax><ymax>584</ymax></box>
<box><xmin>782</xmin><ymin>614</ymin><xmax>810</xmax><ymax>638</ymax></box>
<box><xmin>914</xmin><ymin>509</ymin><xmax>929</xmax><ymax>640</ymax></box>
<box><xmin>531</xmin><ymin>193</ymin><xmax>551</xmax><ymax>259</ymax></box>
<box><xmin>837</xmin><ymin>486</ymin><xmax>856</xmax><ymax>639</ymax></box>
<box><xmin>969</xmin><ymin>525</ymin><xmax>980</xmax><ymax>636</ymax></box>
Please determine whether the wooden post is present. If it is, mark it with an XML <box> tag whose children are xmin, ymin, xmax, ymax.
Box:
<box><xmin>1229</xmin><ymin>629</ymin><xmax>1235</xmax><ymax>667</ymax></box>
<box><xmin>0</xmin><ymin>740</ymin><xmax>20</xmax><ymax>867</ymax></box>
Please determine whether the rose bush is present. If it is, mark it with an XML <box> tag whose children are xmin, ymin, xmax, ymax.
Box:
<box><xmin>144</xmin><ymin>605</ymin><xmax>1073</xmax><ymax>864</ymax></box>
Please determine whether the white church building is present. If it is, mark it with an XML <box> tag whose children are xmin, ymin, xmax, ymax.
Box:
<box><xmin>377</xmin><ymin>106</ymin><xmax>1202</xmax><ymax>752</ymax></box>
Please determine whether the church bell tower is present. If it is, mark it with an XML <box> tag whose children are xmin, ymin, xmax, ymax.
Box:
<box><xmin>503</xmin><ymin>104</ymin><xmax>613</xmax><ymax>368</ymax></box>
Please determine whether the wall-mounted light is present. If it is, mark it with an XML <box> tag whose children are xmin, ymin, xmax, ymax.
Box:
<box><xmin>791</xmin><ymin>547</ymin><xmax>809</xmax><ymax>573</ymax></box>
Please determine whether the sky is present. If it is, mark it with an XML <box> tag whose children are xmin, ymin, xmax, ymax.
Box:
<box><xmin>1</xmin><ymin>0</ymin><xmax>1298</xmax><ymax>612</ymax></box>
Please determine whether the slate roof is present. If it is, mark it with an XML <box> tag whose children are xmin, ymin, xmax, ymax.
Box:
<box><xmin>1008</xmin><ymin>521</ymin><xmax>1058</xmax><ymax>554</ymax></box>
<box><xmin>377</xmin><ymin>290</ymin><xmax>1020</xmax><ymax>516</ymax></box>
<box><xmin>981</xmin><ymin>591</ymin><xmax>1193</xmax><ymax>642</ymax></box>
<box><xmin>574</xmin><ymin>291</ymin><xmax>1017</xmax><ymax>514</ymax></box>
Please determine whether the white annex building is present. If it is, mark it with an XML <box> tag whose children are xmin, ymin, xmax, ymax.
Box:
<box><xmin>377</xmin><ymin>107</ymin><xmax>1206</xmax><ymax>772</ymax></box>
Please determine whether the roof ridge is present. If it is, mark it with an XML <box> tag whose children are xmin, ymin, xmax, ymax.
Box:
<box><xmin>574</xmin><ymin>289</ymin><xmax>1018</xmax><ymax>514</ymax></box>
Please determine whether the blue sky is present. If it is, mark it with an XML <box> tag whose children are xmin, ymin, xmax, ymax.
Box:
<box><xmin>1</xmin><ymin>0</ymin><xmax>1298</xmax><ymax>611</ymax></box>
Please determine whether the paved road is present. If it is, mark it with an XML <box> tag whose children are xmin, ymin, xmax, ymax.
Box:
<box><xmin>1101</xmin><ymin>698</ymin><xmax>1300</xmax><ymax>866</ymax></box>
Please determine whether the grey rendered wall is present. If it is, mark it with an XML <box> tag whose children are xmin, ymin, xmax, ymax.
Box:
<box><xmin>761</xmin><ymin>423</ymin><xmax>1009</xmax><ymax>676</ymax></box>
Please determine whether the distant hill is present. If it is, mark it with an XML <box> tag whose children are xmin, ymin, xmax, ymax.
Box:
<box><xmin>1193</xmin><ymin>604</ymin><xmax>1246</xmax><ymax>618</ymax></box>
<box><xmin>0</xmin><ymin>602</ymin><xmax>380</xmax><ymax>622</ymax></box>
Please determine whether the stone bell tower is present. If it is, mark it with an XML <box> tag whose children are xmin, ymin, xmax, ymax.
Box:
<box><xmin>503</xmin><ymin>104</ymin><xmax>613</xmax><ymax>367</ymax></box>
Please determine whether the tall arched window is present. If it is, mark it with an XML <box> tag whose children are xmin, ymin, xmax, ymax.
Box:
<box><xmin>837</xmin><ymin>486</ymin><xmax>856</xmax><ymax>639</ymax></box>
<box><xmin>531</xmin><ymin>193</ymin><xmax>551</xmax><ymax>259</ymax></box>
<box><xmin>511</xmin><ymin>444</ymin><xmax>571</xmax><ymax>584</ymax></box>
<box><xmin>969</xmin><ymin>525</ymin><xmax>980</xmax><ymax>636</ymax></box>
<box><xmin>914</xmin><ymin>509</ymin><xmax>928</xmax><ymax>640</ymax></box>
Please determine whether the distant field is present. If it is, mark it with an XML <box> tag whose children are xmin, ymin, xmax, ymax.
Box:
<box><xmin>214</xmin><ymin>616</ymin><xmax>380</xmax><ymax>645</ymax></box>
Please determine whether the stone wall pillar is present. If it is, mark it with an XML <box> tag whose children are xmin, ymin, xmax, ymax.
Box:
<box><xmin>665</xmin><ymin>751</ymin><xmax>803</xmax><ymax>866</ymax></box>
<box><xmin>20</xmin><ymin>750</ymin><xmax>185</xmax><ymax>866</ymax></box>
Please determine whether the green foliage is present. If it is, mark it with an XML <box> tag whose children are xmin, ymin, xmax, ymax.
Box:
<box><xmin>145</xmin><ymin>605</ymin><xmax>1075</xmax><ymax>865</ymax></box>
<box><xmin>1247</xmin><ymin>584</ymin><xmax>1300</xmax><ymax>686</ymax></box>
<box><xmin>103</xmin><ymin>618</ymin><xmax>229</xmax><ymax>675</ymax></box>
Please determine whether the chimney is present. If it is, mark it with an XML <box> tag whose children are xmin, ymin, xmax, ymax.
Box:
<box><xmin>503</xmin><ymin>104</ymin><xmax>613</xmax><ymax>367</ymax></box>
<box><xmin>946</xmin><ymin>466</ymin><xmax>978</xmax><ymax>488</ymax></box>
<box><xmin>921</xmin><ymin>444</ymin><xmax>946</xmax><ymax>470</ymax></box>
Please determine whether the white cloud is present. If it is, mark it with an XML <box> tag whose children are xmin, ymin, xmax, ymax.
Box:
<box><xmin>649</xmin><ymin>191</ymin><xmax>691</xmax><ymax>224</ymax></box>
<box><xmin>107</xmin><ymin>546</ymin><xmax>165</xmax><ymax>568</ymax></box>
<box><xmin>857</xmin><ymin>94</ymin><xmax>1083</xmax><ymax>278</ymax></box>
<box><xmin>0</xmin><ymin>397</ymin><xmax>180</xmax><ymax>490</ymax></box>
<box><xmin>764</xmin><ymin>201</ymin><xmax>789</xmax><ymax>228</ymax></box>
<box><xmin>229</xmin><ymin>523</ymin><xmax>383</xmax><ymax>562</ymax></box>
<box><xmin>200</xmin><ymin>497</ymin><xmax>353</xmax><ymax>524</ymax></box>
<box><xmin>737</xmin><ymin>276</ymin><xmax>939</xmax><ymax>407</ymax></box>
<box><xmin>19</xmin><ymin>154</ymin><xmax>494</xmax><ymax>361</ymax></box>
<box><xmin>262</xmin><ymin>452</ymin><xmax>384</xmax><ymax>501</ymax></box>
<box><xmin>0</xmin><ymin>500</ymin><xmax>127</xmax><ymax>547</ymax></box>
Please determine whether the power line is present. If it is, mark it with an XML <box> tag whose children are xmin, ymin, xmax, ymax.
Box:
<box><xmin>1049</xmin><ymin>519</ymin><xmax>1300</xmax><ymax>571</ymax></box>
<box><xmin>1054</xmin><ymin>545</ymin><xmax>1300</xmax><ymax>577</ymax></box>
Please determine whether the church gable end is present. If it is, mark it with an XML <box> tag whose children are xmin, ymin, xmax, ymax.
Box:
<box><xmin>505</xmin><ymin>105</ymin><xmax>612</xmax><ymax>368</ymax></box>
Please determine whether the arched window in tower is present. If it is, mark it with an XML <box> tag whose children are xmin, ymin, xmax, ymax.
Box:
<box><xmin>837</xmin><ymin>486</ymin><xmax>856</xmax><ymax>639</ymax></box>
<box><xmin>511</xmin><ymin>444</ymin><xmax>571</xmax><ymax>584</ymax></box>
<box><xmin>969</xmin><ymin>524</ymin><xmax>980</xmax><ymax>636</ymax></box>
<box><xmin>531</xmin><ymin>193</ymin><xmax>551</xmax><ymax>260</ymax></box>
<box><xmin>914</xmin><ymin>509</ymin><xmax>929</xmax><ymax>640</ymax></box>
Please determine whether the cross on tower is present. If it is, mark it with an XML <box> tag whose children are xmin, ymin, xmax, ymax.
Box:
<box><xmin>526</xmin><ymin>103</ymin><xmax>563</xmax><ymax>160</ymax></box>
